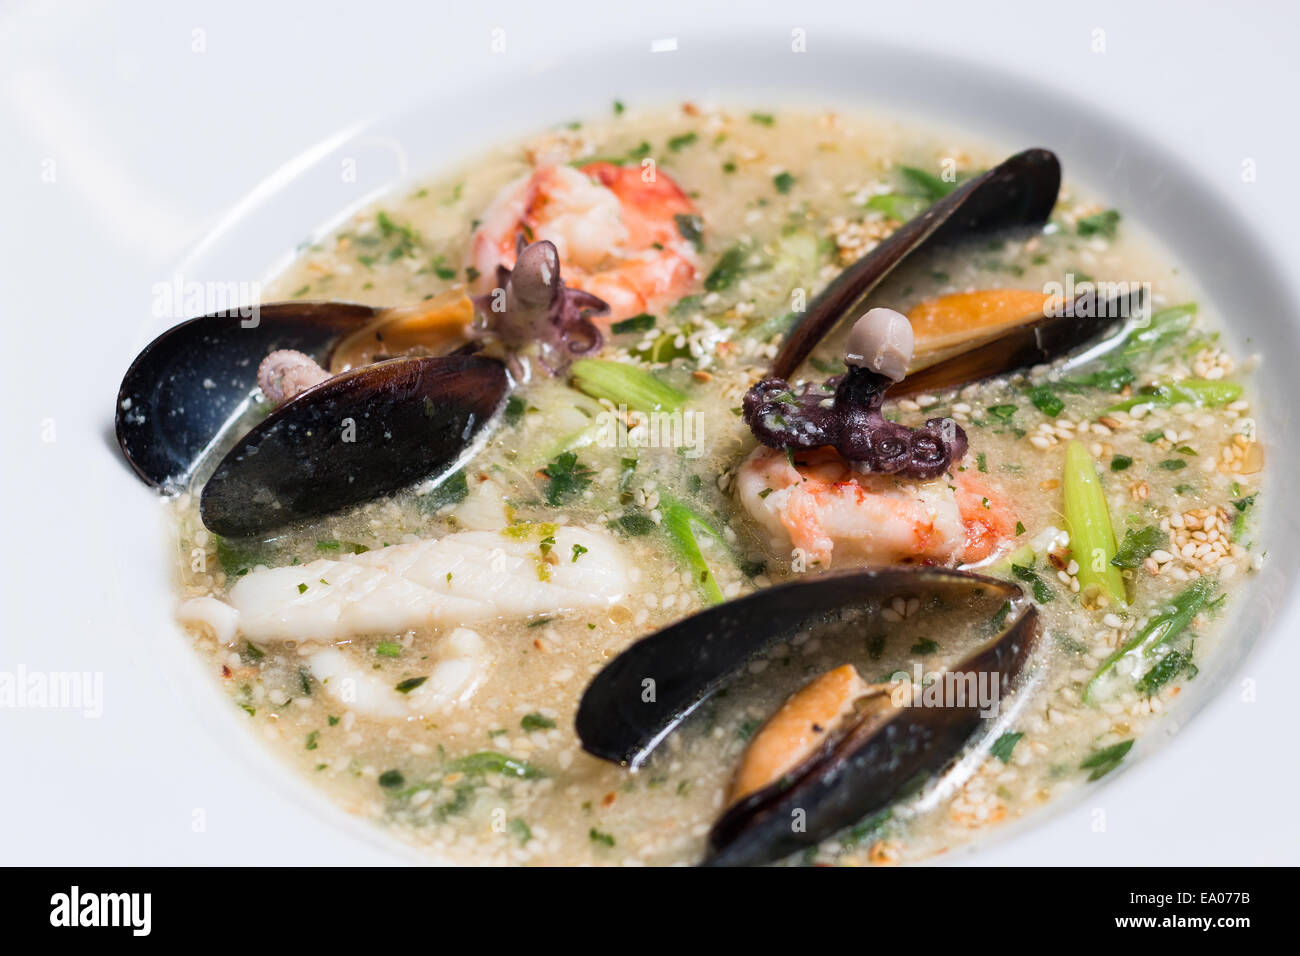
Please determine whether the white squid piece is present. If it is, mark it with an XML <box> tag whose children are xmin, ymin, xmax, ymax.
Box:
<box><xmin>308</xmin><ymin>628</ymin><xmax>489</xmax><ymax>719</ymax></box>
<box><xmin>204</xmin><ymin>526</ymin><xmax>629</xmax><ymax>643</ymax></box>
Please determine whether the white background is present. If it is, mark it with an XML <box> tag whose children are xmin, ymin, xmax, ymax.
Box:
<box><xmin>1</xmin><ymin>0</ymin><xmax>1296</xmax><ymax>864</ymax></box>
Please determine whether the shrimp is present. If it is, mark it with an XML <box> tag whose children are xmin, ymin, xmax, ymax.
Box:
<box><xmin>734</xmin><ymin>446</ymin><xmax>1017</xmax><ymax>569</ymax></box>
<box><xmin>471</xmin><ymin>162</ymin><xmax>700</xmax><ymax>322</ymax></box>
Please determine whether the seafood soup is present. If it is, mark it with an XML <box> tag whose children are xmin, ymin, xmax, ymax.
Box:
<box><xmin>127</xmin><ymin>104</ymin><xmax>1265</xmax><ymax>866</ymax></box>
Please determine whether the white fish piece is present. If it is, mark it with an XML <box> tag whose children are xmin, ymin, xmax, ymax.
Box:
<box><xmin>226</xmin><ymin>526</ymin><xmax>628</xmax><ymax>642</ymax></box>
<box><xmin>177</xmin><ymin>596</ymin><xmax>240</xmax><ymax>645</ymax></box>
<box><xmin>309</xmin><ymin>628</ymin><xmax>489</xmax><ymax>719</ymax></box>
<box><xmin>448</xmin><ymin>477</ymin><xmax>510</xmax><ymax>531</ymax></box>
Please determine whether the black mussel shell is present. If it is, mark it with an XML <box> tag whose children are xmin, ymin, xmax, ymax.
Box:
<box><xmin>574</xmin><ymin>567</ymin><xmax>1039</xmax><ymax>867</ymax></box>
<box><xmin>116</xmin><ymin>302</ymin><xmax>380</xmax><ymax>489</ymax></box>
<box><xmin>577</xmin><ymin>568</ymin><xmax>1031</xmax><ymax>766</ymax></box>
<box><xmin>771</xmin><ymin>149</ymin><xmax>1061</xmax><ymax>380</ymax></box>
<box><xmin>199</xmin><ymin>354</ymin><xmax>508</xmax><ymax>537</ymax></box>
<box><xmin>704</xmin><ymin>594</ymin><xmax>1038</xmax><ymax>866</ymax></box>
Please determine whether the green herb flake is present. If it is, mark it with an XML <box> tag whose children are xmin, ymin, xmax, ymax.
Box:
<box><xmin>509</xmin><ymin>817</ymin><xmax>533</xmax><ymax>844</ymax></box>
<box><xmin>395</xmin><ymin>676</ymin><xmax>428</xmax><ymax>694</ymax></box>
<box><xmin>673</xmin><ymin>213</ymin><xmax>704</xmax><ymax>251</ymax></box>
<box><xmin>1027</xmin><ymin>384</ymin><xmax>1065</xmax><ymax>418</ymax></box>
<box><xmin>418</xmin><ymin>470</ymin><xmax>469</xmax><ymax>512</ymax></box>
<box><xmin>1011</xmin><ymin>564</ymin><xmax>1054</xmax><ymax>603</ymax></box>
<box><xmin>704</xmin><ymin>246</ymin><xmax>746</xmax><ymax>292</ymax></box>
<box><xmin>1111</xmin><ymin>526</ymin><xmax>1168</xmax><ymax>569</ymax></box>
<box><xmin>1080</xmin><ymin>739</ymin><xmax>1133</xmax><ymax>780</ymax></box>
<box><xmin>1136</xmin><ymin>649</ymin><xmax>1191</xmax><ymax>696</ymax></box>
<box><xmin>608</xmin><ymin>511</ymin><xmax>656</xmax><ymax>536</ymax></box>
<box><xmin>542</xmin><ymin>451</ymin><xmax>595</xmax><ymax>505</ymax></box>
<box><xmin>1077</xmin><ymin>209</ymin><xmax>1121</xmax><ymax>239</ymax></box>
<box><xmin>521</xmin><ymin>712</ymin><xmax>556</xmax><ymax>732</ymax></box>
<box><xmin>504</xmin><ymin>395</ymin><xmax>526</xmax><ymax>425</ymax></box>
<box><xmin>773</xmin><ymin>171</ymin><xmax>796</xmax><ymax>194</ymax></box>
<box><xmin>898</xmin><ymin>165</ymin><xmax>957</xmax><ymax>201</ymax></box>
<box><xmin>446</xmin><ymin>751</ymin><xmax>544</xmax><ymax>779</ymax></box>
<box><xmin>990</xmin><ymin>731</ymin><xmax>1024</xmax><ymax>763</ymax></box>
<box><xmin>610</xmin><ymin>312</ymin><xmax>657</xmax><ymax>335</ymax></box>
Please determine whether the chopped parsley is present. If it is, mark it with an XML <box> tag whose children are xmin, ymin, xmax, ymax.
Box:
<box><xmin>990</xmin><ymin>731</ymin><xmax>1024</xmax><ymax>763</ymax></box>
<box><xmin>542</xmin><ymin>452</ymin><xmax>594</xmax><ymax>505</ymax></box>
<box><xmin>521</xmin><ymin>712</ymin><xmax>556</xmax><ymax>732</ymax></box>
<box><xmin>1077</xmin><ymin>209</ymin><xmax>1121</xmax><ymax>239</ymax></box>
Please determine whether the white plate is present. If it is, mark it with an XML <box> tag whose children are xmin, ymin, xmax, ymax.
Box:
<box><xmin>3</xmin><ymin>1</ymin><xmax>1297</xmax><ymax>865</ymax></box>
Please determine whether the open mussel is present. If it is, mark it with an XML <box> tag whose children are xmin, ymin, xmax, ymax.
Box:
<box><xmin>894</xmin><ymin>285</ymin><xmax>1145</xmax><ymax>395</ymax></box>
<box><xmin>575</xmin><ymin>567</ymin><xmax>1039</xmax><ymax>866</ymax></box>
<box><xmin>116</xmin><ymin>301</ymin><xmax>386</xmax><ymax>490</ymax></box>
<box><xmin>116</xmin><ymin>239</ymin><xmax>607</xmax><ymax>536</ymax></box>
<box><xmin>768</xmin><ymin>147</ymin><xmax>1144</xmax><ymax>393</ymax></box>
<box><xmin>772</xmin><ymin>148</ymin><xmax>1062</xmax><ymax>380</ymax></box>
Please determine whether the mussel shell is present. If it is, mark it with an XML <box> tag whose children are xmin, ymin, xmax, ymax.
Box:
<box><xmin>704</xmin><ymin>594</ymin><xmax>1038</xmax><ymax>867</ymax></box>
<box><xmin>771</xmin><ymin>149</ymin><xmax>1061</xmax><ymax>380</ymax></box>
<box><xmin>576</xmin><ymin>567</ymin><xmax>1030</xmax><ymax>769</ymax></box>
<box><xmin>894</xmin><ymin>288</ymin><xmax>1146</xmax><ymax>395</ymax></box>
<box><xmin>116</xmin><ymin>302</ymin><xmax>381</xmax><ymax>489</ymax></box>
<box><xmin>199</xmin><ymin>354</ymin><xmax>507</xmax><ymax>537</ymax></box>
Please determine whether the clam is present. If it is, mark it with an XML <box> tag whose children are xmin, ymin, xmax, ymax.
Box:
<box><xmin>115</xmin><ymin>240</ymin><xmax>603</xmax><ymax>536</ymax></box>
<box><xmin>575</xmin><ymin>567</ymin><xmax>1039</xmax><ymax>866</ymax></box>
<box><xmin>770</xmin><ymin>148</ymin><xmax>1144</xmax><ymax>390</ymax></box>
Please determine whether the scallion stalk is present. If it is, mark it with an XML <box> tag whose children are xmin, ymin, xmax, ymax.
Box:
<box><xmin>1062</xmin><ymin>440</ymin><xmax>1127</xmax><ymax>606</ymax></box>
<box><xmin>570</xmin><ymin>359</ymin><xmax>687</xmax><ymax>414</ymax></box>
<box><xmin>659</xmin><ymin>496</ymin><xmax>725</xmax><ymax>605</ymax></box>
<box><xmin>1106</xmin><ymin>378</ymin><xmax>1241</xmax><ymax>413</ymax></box>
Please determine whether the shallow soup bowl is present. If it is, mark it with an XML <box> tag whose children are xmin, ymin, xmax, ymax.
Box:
<box><xmin>74</xmin><ymin>33</ymin><xmax>1300</xmax><ymax>864</ymax></box>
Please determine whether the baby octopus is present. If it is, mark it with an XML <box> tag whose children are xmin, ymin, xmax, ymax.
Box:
<box><xmin>737</xmin><ymin>309</ymin><xmax>1017</xmax><ymax>568</ymax></box>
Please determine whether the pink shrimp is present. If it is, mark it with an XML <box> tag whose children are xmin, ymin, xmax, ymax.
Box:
<box><xmin>470</xmin><ymin>162</ymin><xmax>700</xmax><ymax>323</ymax></box>
<box><xmin>734</xmin><ymin>446</ymin><xmax>1017</xmax><ymax>569</ymax></box>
